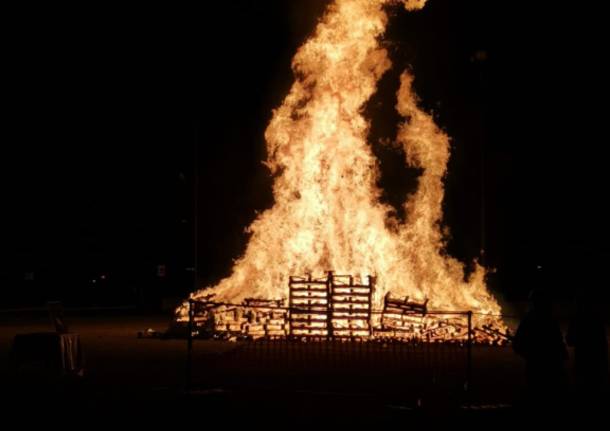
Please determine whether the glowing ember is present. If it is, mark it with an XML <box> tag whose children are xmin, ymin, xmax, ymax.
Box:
<box><xmin>177</xmin><ymin>0</ymin><xmax>505</xmax><ymax>341</ymax></box>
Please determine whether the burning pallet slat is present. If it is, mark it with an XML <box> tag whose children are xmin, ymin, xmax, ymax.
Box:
<box><xmin>243</xmin><ymin>298</ymin><xmax>285</xmax><ymax>308</ymax></box>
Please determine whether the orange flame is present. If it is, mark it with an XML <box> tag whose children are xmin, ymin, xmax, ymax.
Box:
<box><xmin>179</xmin><ymin>0</ymin><xmax>503</xmax><ymax>329</ymax></box>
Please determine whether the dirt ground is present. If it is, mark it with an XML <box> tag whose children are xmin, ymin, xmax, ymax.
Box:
<box><xmin>0</xmin><ymin>312</ymin><xmax>607</xmax><ymax>424</ymax></box>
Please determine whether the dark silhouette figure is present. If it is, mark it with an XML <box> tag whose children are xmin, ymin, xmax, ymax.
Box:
<box><xmin>566</xmin><ymin>301</ymin><xmax>608</xmax><ymax>392</ymax></box>
<box><xmin>513</xmin><ymin>289</ymin><xmax>568</xmax><ymax>399</ymax></box>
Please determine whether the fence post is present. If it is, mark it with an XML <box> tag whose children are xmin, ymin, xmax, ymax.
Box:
<box><xmin>186</xmin><ymin>298</ymin><xmax>194</xmax><ymax>392</ymax></box>
<box><xmin>466</xmin><ymin>310</ymin><xmax>472</xmax><ymax>392</ymax></box>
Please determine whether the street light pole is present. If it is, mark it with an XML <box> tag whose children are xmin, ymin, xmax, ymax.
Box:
<box><xmin>185</xmin><ymin>121</ymin><xmax>199</xmax><ymax>393</ymax></box>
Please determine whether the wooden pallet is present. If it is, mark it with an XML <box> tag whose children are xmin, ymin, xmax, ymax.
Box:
<box><xmin>288</xmin><ymin>272</ymin><xmax>375</xmax><ymax>338</ymax></box>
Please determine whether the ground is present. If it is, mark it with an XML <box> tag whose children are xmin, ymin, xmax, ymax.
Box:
<box><xmin>0</xmin><ymin>311</ymin><xmax>607</xmax><ymax>424</ymax></box>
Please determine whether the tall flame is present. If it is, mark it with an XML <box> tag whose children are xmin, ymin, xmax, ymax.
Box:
<box><xmin>182</xmin><ymin>0</ymin><xmax>502</xmax><ymax>321</ymax></box>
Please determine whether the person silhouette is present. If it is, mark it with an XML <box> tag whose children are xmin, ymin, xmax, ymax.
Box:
<box><xmin>566</xmin><ymin>298</ymin><xmax>608</xmax><ymax>393</ymax></box>
<box><xmin>513</xmin><ymin>288</ymin><xmax>568</xmax><ymax>402</ymax></box>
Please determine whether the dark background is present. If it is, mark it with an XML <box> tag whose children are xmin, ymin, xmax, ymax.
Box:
<box><xmin>2</xmin><ymin>0</ymin><xmax>608</xmax><ymax>309</ymax></box>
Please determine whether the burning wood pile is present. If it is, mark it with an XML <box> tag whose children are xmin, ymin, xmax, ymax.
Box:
<box><xmin>184</xmin><ymin>272</ymin><xmax>508</xmax><ymax>345</ymax></box>
<box><xmin>176</xmin><ymin>0</ymin><xmax>509</xmax><ymax>342</ymax></box>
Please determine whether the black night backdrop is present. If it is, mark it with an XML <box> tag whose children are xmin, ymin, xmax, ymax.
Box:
<box><xmin>3</xmin><ymin>0</ymin><xmax>608</xmax><ymax>308</ymax></box>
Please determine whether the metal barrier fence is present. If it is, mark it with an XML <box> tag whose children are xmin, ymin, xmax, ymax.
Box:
<box><xmin>182</xmin><ymin>299</ymin><xmax>500</xmax><ymax>393</ymax></box>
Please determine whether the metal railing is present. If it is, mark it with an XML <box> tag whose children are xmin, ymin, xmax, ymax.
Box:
<box><xmin>182</xmin><ymin>298</ymin><xmax>501</xmax><ymax>393</ymax></box>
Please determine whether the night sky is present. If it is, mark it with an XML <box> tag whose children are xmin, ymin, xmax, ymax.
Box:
<box><xmin>3</xmin><ymin>1</ymin><xmax>608</xmax><ymax>308</ymax></box>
